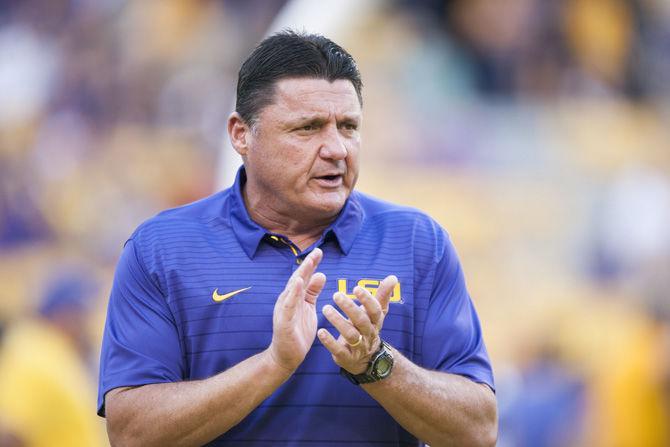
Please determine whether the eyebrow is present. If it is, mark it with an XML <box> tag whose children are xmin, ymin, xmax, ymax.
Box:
<box><xmin>295</xmin><ymin>115</ymin><xmax>327</xmax><ymax>123</ymax></box>
<box><xmin>279</xmin><ymin>111</ymin><xmax>361</xmax><ymax>132</ymax></box>
<box><xmin>294</xmin><ymin>112</ymin><xmax>361</xmax><ymax>122</ymax></box>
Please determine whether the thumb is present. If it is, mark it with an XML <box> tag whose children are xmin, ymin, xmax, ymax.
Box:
<box><xmin>304</xmin><ymin>272</ymin><xmax>326</xmax><ymax>305</ymax></box>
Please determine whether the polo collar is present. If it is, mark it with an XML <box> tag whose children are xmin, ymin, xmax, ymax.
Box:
<box><xmin>325</xmin><ymin>190</ymin><xmax>364</xmax><ymax>255</ymax></box>
<box><xmin>228</xmin><ymin>166</ymin><xmax>364</xmax><ymax>258</ymax></box>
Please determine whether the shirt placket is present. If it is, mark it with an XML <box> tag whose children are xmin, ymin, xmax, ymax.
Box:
<box><xmin>268</xmin><ymin>235</ymin><xmax>305</xmax><ymax>270</ymax></box>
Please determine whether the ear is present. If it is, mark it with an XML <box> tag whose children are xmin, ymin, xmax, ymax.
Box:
<box><xmin>227</xmin><ymin>112</ymin><xmax>252</xmax><ymax>157</ymax></box>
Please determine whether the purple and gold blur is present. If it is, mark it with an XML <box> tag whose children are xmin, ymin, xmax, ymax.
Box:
<box><xmin>0</xmin><ymin>1</ymin><xmax>668</xmax><ymax>446</ymax></box>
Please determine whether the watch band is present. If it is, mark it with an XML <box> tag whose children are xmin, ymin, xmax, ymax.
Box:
<box><xmin>340</xmin><ymin>339</ymin><xmax>394</xmax><ymax>385</ymax></box>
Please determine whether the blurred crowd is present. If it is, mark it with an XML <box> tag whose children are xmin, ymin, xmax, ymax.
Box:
<box><xmin>0</xmin><ymin>0</ymin><xmax>668</xmax><ymax>446</ymax></box>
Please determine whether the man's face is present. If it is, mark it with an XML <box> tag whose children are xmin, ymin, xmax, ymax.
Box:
<box><xmin>240</xmin><ymin>78</ymin><xmax>361</xmax><ymax>222</ymax></box>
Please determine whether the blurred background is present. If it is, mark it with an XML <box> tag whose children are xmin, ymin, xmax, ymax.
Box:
<box><xmin>0</xmin><ymin>0</ymin><xmax>668</xmax><ymax>446</ymax></box>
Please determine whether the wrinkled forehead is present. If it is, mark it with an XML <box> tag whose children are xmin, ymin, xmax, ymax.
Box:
<box><xmin>264</xmin><ymin>77</ymin><xmax>362</xmax><ymax>119</ymax></box>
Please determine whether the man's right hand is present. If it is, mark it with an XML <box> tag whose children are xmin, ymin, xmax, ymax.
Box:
<box><xmin>105</xmin><ymin>247</ymin><xmax>327</xmax><ymax>447</ymax></box>
<box><xmin>266</xmin><ymin>248</ymin><xmax>326</xmax><ymax>372</ymax></box>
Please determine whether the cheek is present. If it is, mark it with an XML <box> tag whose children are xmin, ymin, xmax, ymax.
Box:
<box><xmin>250</xmin><ymin>134</ymin><xmax>318</xmax><ymax>183</ymax></box>
<box><xmin>250</xmin><ymin>138</ymin><xmax>294</xmax><ymax>171</ymax></box>
<box><xmin>262</xmin><ymin>150</ymin><xmax>312</xmax><ymax>190</ymax></box>
<box><xmin>345</xmin><ymin>147</ymin><xmax>360</xmax><ymax>174</ymax></box>
<box><xmin>346</xmin><ymin>135</ymin><xmax>360</xmax><ymax>157</ymax></box>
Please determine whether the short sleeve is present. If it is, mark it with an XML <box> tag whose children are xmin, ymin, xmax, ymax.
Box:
<box><xmin>420</xmin><ymin>235</ymin><xmax>495</xmax><ymax>391</ymax></box>
<box><xmin>97</xmin><ymin>239</ymin><xmax>185</xmax><ymax>416</ymax></box>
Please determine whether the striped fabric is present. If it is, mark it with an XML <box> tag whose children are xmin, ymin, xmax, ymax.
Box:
<box><xmin>98</xmin><ymin>167</ymin><xmax>494</xmax><ymax>446</ymax></box>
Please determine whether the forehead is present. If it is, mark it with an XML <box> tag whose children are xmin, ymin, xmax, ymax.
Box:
<box><xmin>262</xmin><ymin>78</ymin><xmax>361</xmax><ymax>120</ymax></box>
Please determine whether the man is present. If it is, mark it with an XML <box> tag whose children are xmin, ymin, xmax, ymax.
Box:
<box><xmin>0</xmin><ymin>271</ymin><xmax>107</xmax><ymax>447</ymax></box>
<box><xmin>98</xmin><ymin>31</ymin><xmax>497</xmax><ymax>446</ymax></box>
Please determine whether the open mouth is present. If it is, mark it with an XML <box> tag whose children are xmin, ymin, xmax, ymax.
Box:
<box><xmin>314</xmin><ymin>174</ymin><xmax>343</xmax><ymax>186</ymax></box>
<box><xmin>319</xmin><ymin>175</ymin><xmax>340</xmax><ymax>181</ymax></box>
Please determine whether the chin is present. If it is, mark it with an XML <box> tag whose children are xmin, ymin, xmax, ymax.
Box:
<box><xmin>308</xmin><ymin>192</ymin><xmax>348</xmax><ymax>217</ymax></box>
<box><xmin>314</xmin><ymin>201</ymin><xmax>345</xmax><ymax>217</ymax></box>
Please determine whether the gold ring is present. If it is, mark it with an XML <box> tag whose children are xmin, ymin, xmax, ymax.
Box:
<box><xmin>347</xmin><ymin>333</ymin><xmax>363</xmax><ymax>348</ymax></box>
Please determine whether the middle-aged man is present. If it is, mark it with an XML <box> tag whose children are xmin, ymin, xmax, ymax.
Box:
<box><xmin>98</xmin><ymin>31</ymin><xmax>497</xmax><ymax>446</ymax></box>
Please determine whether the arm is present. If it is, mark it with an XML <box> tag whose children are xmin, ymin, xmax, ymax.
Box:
<box><xmin>319</xmin><ymin>276</ymin><xmax>497</xmax><ymax>447</ymax></box>
<box><xmin>105</xmin><ymin>350</ymin><xmax>290</xmax><ymax>447</ymax></box>
<box><xmin>104</xmin><ymin>248</ymin><xmax>326</xmax><ymax>447</ymax></box>
<box><xmin>362</xmin><ymin>350</ymin><xmax>497</xmax><ymax>447</ymax></box>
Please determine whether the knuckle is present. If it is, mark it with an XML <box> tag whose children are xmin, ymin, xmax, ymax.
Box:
<box><xmin>354</xmin><ymin>312</ymin><xmax>370</xmax><ymax>325</ymax></box>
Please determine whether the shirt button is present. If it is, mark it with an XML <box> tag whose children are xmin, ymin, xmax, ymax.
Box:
<box><xmin>296</xmin><ymin>258</ymin><xmax>302</xmax><ymax>265</ymax></box>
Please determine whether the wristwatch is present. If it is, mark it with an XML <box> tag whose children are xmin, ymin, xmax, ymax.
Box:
<box><xmin>340</xmin><ymin>340</ymin><xmax>394</xmax><ymax>385</ymax></box>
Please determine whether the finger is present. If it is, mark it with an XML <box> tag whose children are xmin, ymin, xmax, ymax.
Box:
<box><xmin>291</xmin><ymin>248</ymin><xmax>323</xmax><ymax>283</ymax></box>
<box><xmin>274</xmin><ymin>276</ymin><xmax>291</xmax><ymax>306</ymax></box>
<box><xmin>278</xmin><ymin>248</ymin><xmax>322</xmax><ymax>307</ymax></box>
<box><xmin>317</xmin><ymin>328</ymin><xmax>348</xmax><ymax>360</ymax></box>
<box><xmin>322</xmin><ymin>304</ymin><xmax>361</xmax><ymax>345</ymax></box>
<box><xmin>281</xmin><ymin>276</ymin><xmax>304</xmax><ymax>317</ymax></box>
<box><xmin>375</xmin><ymin>275</ymin><xmax>398</xmax><ymax>314</ymax></box>
<box><xmin>333</xmin><ymin>292</ymin><xmax>375</xmax><ymax>337</ymax></box>
<box><xmin>354</xmin><ymin>286</ymin><xmax>383</xmax><ymax>327</ymax></box>
<box><xmin>304</xmin><ymin>272</ymin><xmax>326</xmax><ymax>305</ymax></box>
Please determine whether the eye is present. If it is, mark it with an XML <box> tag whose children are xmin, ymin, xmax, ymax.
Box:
<box><xmin>295</xmin><ymin>123</ymin><xmax>319</xmax><ymax>133</ymax></box>
<box><xmin>340</xmin><ymin>122</ymin><xmax>358</xmax><ymax>131</ymax></box>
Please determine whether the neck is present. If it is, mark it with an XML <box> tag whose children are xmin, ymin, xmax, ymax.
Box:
<box><xmin>242</xmin><ymin>188</ymin><xmax>336</xmax><ymax>251</ymax></box>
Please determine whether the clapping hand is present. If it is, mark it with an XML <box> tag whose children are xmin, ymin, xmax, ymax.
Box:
<box><xmin>318</xmin><ymin>275</ymin><xmax>398</xmax><ymax>374</ymax></box>
<box><xmin>268</xmin><ymin>248</ymin><xmax>326</xmax><ymax>372</ymax></box>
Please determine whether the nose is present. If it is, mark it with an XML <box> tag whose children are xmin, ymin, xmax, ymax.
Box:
<box><xmin>318</xmin><ymin>124</ymin><xmax>348</xmax><ymax>160</ymax></box>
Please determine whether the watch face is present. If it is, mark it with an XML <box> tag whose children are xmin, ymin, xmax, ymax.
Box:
<box><xmin>375</xmin><ymin>355</ymin><xmax>393</xmax><ymax>377</ymax></box>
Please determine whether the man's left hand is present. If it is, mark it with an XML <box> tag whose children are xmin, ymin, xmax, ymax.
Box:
<box><xmin>318</xmin><ymin>275</ymin><xmax>398</xmax><ymax>374</ymax></box>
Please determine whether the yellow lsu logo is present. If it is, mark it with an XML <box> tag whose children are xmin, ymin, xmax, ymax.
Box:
<box><xmin>337</xmin><ymin>278</ymin><xmax>402</xmax><ymax>303</ymax></box>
